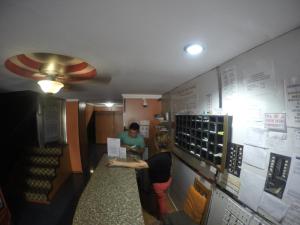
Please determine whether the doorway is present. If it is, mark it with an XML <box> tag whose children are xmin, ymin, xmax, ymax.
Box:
<box><xmin>95</xmin><ymin>111</ymin><xmax>123</xmax><ymax>144</ymax></box>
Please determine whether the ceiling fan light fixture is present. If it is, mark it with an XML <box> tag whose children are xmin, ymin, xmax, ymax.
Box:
<box><xmin>38</xmin><ymin>80</ymin><xmax>64</xmax><ymax>94</ymax></box>
<box><xmin>40</xmin><ymin>62</ymin><xmax>65</xmax><ymax>76</ymax></box>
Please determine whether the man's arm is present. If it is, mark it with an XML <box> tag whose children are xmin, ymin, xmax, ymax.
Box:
<box><xmin>127</xmin><ymin>146</ymin><xmax>144</xmax><ymax>155</ymax></box>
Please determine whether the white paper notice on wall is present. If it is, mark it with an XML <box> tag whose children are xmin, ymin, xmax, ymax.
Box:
<box><xmin>221</xmin><ymin>65</ymin><xmax>238</xmax><ymax>99</ymax></box>
<box><xmin>107</xmin><ymin>138</ymin><xmax>121</xmax><ymax>158</ymax></box>
<box><xmin>172</xmin><ymin>84</ymin><xmax>197</xmax><ymax>114</ymax></box>
<box><xmin>285</xmin><ymin>81</ymin><xmax>300</xmax><ymax>128</ymax></box>
<box><xmin>140</xmin><ymin>120</ymin><xmax>150</xmax><ymax>138</ymax></box>
<box><xmin>239</xmin><ymin>169</ymin><xmax>266</xmax><ymax>211</ymax></box>
<box><xmin>264</xmin><ymin>113</ymin><xmax>287</xmax><ymax>132</ymax></box>
<box><xmin>249</xmin><ymin>216</ymin><xmax>272</xmax><ymax>225</ymax></box>
<box><xmin>258</xmin><ymin>192</ymin><xmax>289</xmax><ymax>222</ymax></box>
<box><xmin>246</xmin><ymin>103</ymin><xmax>265</xmax><ymax>125</ymax></box>
<box><xmin>245</xmin><ymin>127</ymin><xmax>267</xmax><ymax>148</ymax></box>
<box><xmin>292</xmin><ymin>129</ymin><xmax>300</xmax><ymax>149</ymax></box>
<box><xmin>206</xmin><ymin>94</ymin><xmax>212</xmax><ymax>114</ymax></box>
<box><xmin>283</xmin><ymin>154</ymin><xmax>300</xmax><ymax>205</ymax></box>
<box><xmin>242</xmin><ymin>60</ymin><xmax>275</xmax><ymax>96</ymax></box>
<box><xmin>287</xmin><ymin>128</ymin><xmax>300</xmax><ymax>153</ymax></box>
<box><xmin>265</xmin><ymin>131</ymin><xmax>288</xmax><ymax>153</ymax></box>
<box><xmin>243</xmin><ymin>144</ymin><xmax>268</xmax><ymax>169</ymax></box>
<box><xmin>282</xmin><ymin>203</ymin><xmax>300</xmax><ymax>225</ymax></box>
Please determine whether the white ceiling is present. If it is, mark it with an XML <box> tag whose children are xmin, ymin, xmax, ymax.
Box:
<box><xmin>0</xmin><ymin>0</ymin><xmax>300</xmax><ymax>102</ymax></box>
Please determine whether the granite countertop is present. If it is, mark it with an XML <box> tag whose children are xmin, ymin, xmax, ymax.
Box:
<box><xmin>73</xmin><ymin>154</ymin><xmax>144</xmax><ymax>225</ymax></box>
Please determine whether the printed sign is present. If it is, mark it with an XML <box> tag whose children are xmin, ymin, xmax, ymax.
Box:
<box><xmin>286</xmin><ymin>83</ymin><xmax>300</xmax><ymax>128</ymax></box>
<box><xmin>264</xmin><ymin>113</ymin><xmax>286</xmax><ymax>131</ymax></box>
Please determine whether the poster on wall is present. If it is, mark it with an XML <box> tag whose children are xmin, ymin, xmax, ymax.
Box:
<box><xmin>285</xmin><ymin>81</ymin><xmax>300</xmax><ymax>128</ymax></box>
<box><xmin>239</xmin><ymin>169</ymin><xmax>265</xmax><ymax>211</ymax></box>
<box><xmin>242</xmin><ymin>60</ymin><xmax>275</xmax><ymax>96</ymax></box>
<box><xmin>243</xmin><ymin>144</ymin><xmax>268</xmax><ymax>169</ymax></box>
<box><xmin>287</xmin><ymin>128</ymin><xmax>300</xmax><ymax>151</ymax></box>
<box><xmin>265</xmin><ymin>131</ymin><xmax>288</xmax><ymax>153</ymax></box>
<box><xmin>264</xmin><ymin>113</ymin><xmax>287</xmax><ymax>132</ymax></box>
<box><xmin>171</xmin><ymin>84</ymin><xmax>197</xmax><ymax>116</ymax></box>
<box><xmin>220</xmin><ymin>66</ymin><xmax>240</xmax><ymax>115</ymax></box>
<box><xmin>282</xmin><ymin>203</ymin><xmax>300</xmax><ymax>225</ymax></box>
<box><xmin>264</xmin><ymin>153</ymin><xmax>291</xmax><ymax>199</ymax></box>
<box><xmin>221</xmin><ymin>65</ymin><xmax>238</xmax><ymax>100</ymax></box>
<box><xmin>206</xmin><ymin>94</ymin><xmax>212</xmax><ymax>114</ymax></box>
<box><xmin>245</xmin><ymin>127</ymin><xmax>267</xmax><ymax>148</ymax></box>
<box><xmin>283</xmin><ymin>154</ymin><xmax>300</xmax><ymax>205</ymax></box>
<box><xmin>258</xmin><ymin>192</ymin><xmax>289</xmax><ymax>222</ymax></box>
<box><xmin>139</xmin><ymin>120</ymin><xmax>150</xmax><ymax>138</ymax></box>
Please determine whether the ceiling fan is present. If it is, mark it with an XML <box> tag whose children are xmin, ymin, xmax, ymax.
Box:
<box><xmin>5</xmin><ymin>52</ymin><xmax>111</xmax><ymax>94</ymax></box>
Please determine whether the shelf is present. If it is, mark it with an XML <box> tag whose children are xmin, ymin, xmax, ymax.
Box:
<box><xmin>175</xmin><ymin>114</ymin><xmax>232</xmax><ymax>172</ymax></box>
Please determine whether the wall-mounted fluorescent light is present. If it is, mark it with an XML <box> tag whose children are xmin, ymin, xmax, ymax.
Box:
<box><xmin>184</xmin><ymin>44</ymin><xmax>204</xmax><ymax>56</ymax></box>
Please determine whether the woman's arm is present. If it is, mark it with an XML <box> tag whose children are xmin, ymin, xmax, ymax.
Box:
<box><xmin>107</xmin><ymin>159</ymin><xmax>149</xmax><ymax>169</ymax></box>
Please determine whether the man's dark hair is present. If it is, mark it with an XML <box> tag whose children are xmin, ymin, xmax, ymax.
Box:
<box><xmin>129</xmin><ymin>122</ymin><xmax>140</xmax><ymax>131</ymax></box>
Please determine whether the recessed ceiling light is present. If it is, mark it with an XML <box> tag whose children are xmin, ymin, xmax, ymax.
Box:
<box><xmin>104</xmin><ymin>102</ymin><xmax>114</xmax><ymax>107</ymax></box>
<box><xmin>184</xmin><ymin>44</ymin><xmax>204</xmax><ymax>56</ymax></box>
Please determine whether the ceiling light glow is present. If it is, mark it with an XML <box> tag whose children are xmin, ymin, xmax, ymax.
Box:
<box><xmin>38</xmin><ymin>80</ymin><xmax>64</xmax><ymax>94</ymax></box>
<box><xmin>104</xmin><ymin>102</ymin><xmax>114</xmax><ymax>107</ymax></box>
<box><xmin>184</xmin><ymin>44</ymin><xmax>204</xmax><ymax>56</ymax></box>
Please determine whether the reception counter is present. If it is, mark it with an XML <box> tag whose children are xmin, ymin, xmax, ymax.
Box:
<box><xmin>73</xmin><ymin>154</ymin><xmax>144</xmax><ymax>225</ymax></box>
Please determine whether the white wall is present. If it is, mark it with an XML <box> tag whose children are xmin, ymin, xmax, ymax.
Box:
<box><xmin>164</xmin><ymin>28</ymin><xmax>300</xmax><ymax>223</ymax></box>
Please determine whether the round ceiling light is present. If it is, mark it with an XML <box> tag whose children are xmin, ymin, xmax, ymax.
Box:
<box><xmin>184</xmin><ymin>44</ymin><xmax>204</xmax><ymax>56</ymax></box>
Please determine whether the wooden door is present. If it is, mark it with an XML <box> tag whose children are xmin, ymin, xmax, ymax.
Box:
<box><xmin>95</xmin><ymin>112</ymin><xmax>114</xmax><ymax>144</ymax></box>
<box><xmin>113</xmin><ymin>112</ymin><xmax>124</xmax><ymax>137</ymax></box>
<box><xmin>95</xmin><ymin>112</ymin><xmax>123</xmax><ymax>144</ymax></box>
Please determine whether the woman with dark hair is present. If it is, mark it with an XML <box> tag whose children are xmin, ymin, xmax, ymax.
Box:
<box><xmin>108</xmin><ymin>131</ymin><xmax>172</xmax><ymax>217</ymax></box>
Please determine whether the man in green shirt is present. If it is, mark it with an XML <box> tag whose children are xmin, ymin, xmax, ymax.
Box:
<box><xmin>117</xmin><ymin>122</ymin><xmax>145</xmax><ymax>159</ymax></box>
